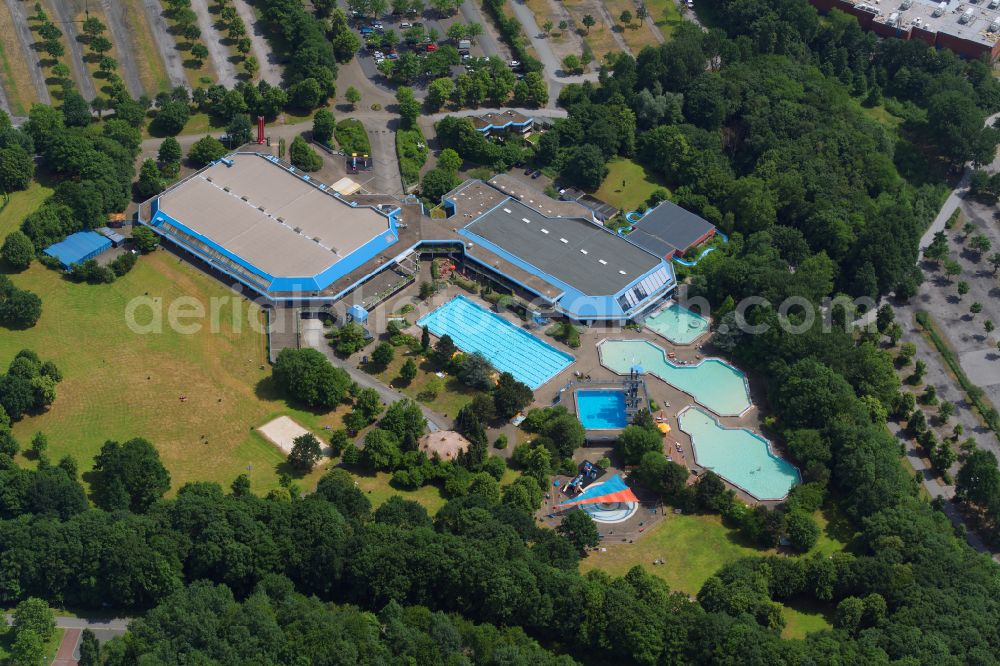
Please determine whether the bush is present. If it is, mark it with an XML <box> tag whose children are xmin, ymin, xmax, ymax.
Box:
<box><xmin>150</xmin><ymin>101</ymin><xmax>190</xmax><ymax>136</ymax></box>
<box><xmin>335</xmin><ymin>119</ymin><xmax>371</xmax><ymax>155</ymax></box>
<box><xmin>187</xmin><ymin>136</ymin><xmax>227</xmax><ymax>167</ymax></box>
<box><xmin>396</xmin><ymin>127</ymin><xmax>428</xmax><ymax>187</ymax></box>
<box><xmin>2</xmin><ymin>231</ymin><xmax>35</xmax><ymax>270</ymax></box>
<box><xmin>132</xmin><ymin>226</ymin><xmax>160</xmax><ymax>253</ymax></box>
<box><xmin>312</xmin><ymin>108</ymin><xmax>336</xmax><ymax>144</ymax></box>
<box><xmin>289</xmin><ymin>136</ymin><xmax>323</xmax><ymax>172</ymax></box>
<box><xmin>110</xmin><ymin>251</ymin><xmax>138</xmax><ymax>277</ymax></box>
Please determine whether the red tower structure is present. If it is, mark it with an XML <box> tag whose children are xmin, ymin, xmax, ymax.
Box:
<box><xmin>256</xmin><ymin>116</ymin><xmax>265</xmax><ymax>144</ymax></box>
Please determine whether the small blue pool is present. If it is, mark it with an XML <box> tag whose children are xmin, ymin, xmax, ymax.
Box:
<box><xmin>417</xmin><ymin>295</ymin><xmax>574</xmax><ymax>389</ymax></box>
<box><xmin>576</xmin><ymin>390</ymin><xmax>627</xmax><ymax>429</ymax></box>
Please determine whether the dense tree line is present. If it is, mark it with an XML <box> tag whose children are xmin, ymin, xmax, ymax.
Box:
<box><xmin>257</xmin><ymin>0</ymin><xmax>340</xmax><ymax>107</ymax></box>
<box><xmin>537</xmin><ymin>5</ymin><xmax>1000</xmax><ymax>298</ymax></box>
<box><xmin>101</xmin><ymin>582</ymin><xmax>574</xmax><ymax>665</ymax></box>
<box><xmin>14</xmin><ymin>102</ymin><xmax>139</xmax><ymax>253</ymax></box>
<box><xmin>0</xmin><ymin>111</ymin><xmax>35</xmax><ymax>194</ymax></box>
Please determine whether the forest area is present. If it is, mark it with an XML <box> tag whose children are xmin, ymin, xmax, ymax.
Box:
<box><xmin>2</xmin><ymin>0</ymin><xmax>1000</xmax><ymax>662</ymax></box>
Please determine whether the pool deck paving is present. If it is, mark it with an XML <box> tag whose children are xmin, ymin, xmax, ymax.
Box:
<box><xmin>357</xmin><ymin>276</ymin><xmax>782</xmax><ymax>507</ymax></box>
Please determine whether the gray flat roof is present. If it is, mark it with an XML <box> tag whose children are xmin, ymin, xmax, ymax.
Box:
<box><xmin>629</xmin><ymin>201</ymin><xmax>715</xmax><ymax>256</ymax></box>
<box><xmin>856</xmin><ymin>0</ymin><xmax>1000</xmax><ymax>47</ymax></box>
<box><xmin>464</xmin><ymin>198</ymin><xmax>661</xmax><ymax>296</ymax></box>
<box><xmin>157</xmin><ymin>153</ymin><xmax>388</xmax><ymax>277</ymax></box>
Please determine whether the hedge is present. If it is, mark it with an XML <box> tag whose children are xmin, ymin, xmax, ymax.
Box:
<box><xmin>396</xmin><ymin>127</ymin><xmax>428</xmax><ymax>187</ymax></box>
<box><xmin>335</xmin><ymin>119</ymin><xmax>371</xmax><ymax>155</ymax></box>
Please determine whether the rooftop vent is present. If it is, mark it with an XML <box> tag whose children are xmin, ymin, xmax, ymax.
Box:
<box><xmin>240</xmin><ymin>196</ymin><xmax>248</xmax><ymax>201</ymax></box>
<box><xmin>223</xmin><ymin>186</ymin><xmax>230</xmax><ymax>192</ymax></box>
<box><xmin>294</xmin><ymin>227</ymin><xmax>302</xmax><ymax>234</ymax></box>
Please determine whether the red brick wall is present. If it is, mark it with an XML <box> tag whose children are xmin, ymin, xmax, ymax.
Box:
<box><xmin>808</xmin><ymin>0</ymin><xmax>997</xmax><ymax>59</ymax></box>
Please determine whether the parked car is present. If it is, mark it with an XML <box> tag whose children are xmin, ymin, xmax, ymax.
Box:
<box><xmin>387</xmin><ymin>51</ymin><xmax>399</xmax><ymax>59</ymax></box>
<box><xmin>524</xmin><ymin>167</ymin><xmax>534</xmax><ymax>175</ymax></box>
<box><xmin>425</xmin><ymin>43</ymin><xmax>438</xmax><ymax>52</ymax></box>
<box><xmin>400</xmin><ymin>21</ymin><xmax>411</xmax><ymax>28</ymax></box>
<box><xmin>509</xmin><ymin>60</ymin><xmax>520</xmax><ymax>68</ymax></box>
<box><xmin>531</xmin><ymin>170</ymin><xmax>541</xmax><ymax>179</ymax></box>
<box><xmin>360</xmin><ymin>26</ymin><xmax>374</xmax><ymax>34</ymax></box>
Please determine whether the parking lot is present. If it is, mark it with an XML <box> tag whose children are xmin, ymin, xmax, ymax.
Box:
<box><xmin>348</xmin><ymin>7</ymin><xmax>497</xmax><ymax>92</ymax></box>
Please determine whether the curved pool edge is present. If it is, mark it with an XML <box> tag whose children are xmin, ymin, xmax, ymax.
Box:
<box><xmin>642</xmin><ymin>301</ymin><xmax>713</xmax><ymax>347</ymax></box>
<box><xmin>677</xmin><ymin>405</ymin><xmax>801</xmax><ymax>502</ymax></box>
<box><xmin>596</xmin><ymin>338</ymin><xmax>754</xmax><ymax>418</ymax></box>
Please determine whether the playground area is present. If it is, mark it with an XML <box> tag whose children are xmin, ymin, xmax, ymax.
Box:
<box><xmin>538</xmin><ymin>452</ymin><xmax>665</xmax><ymax>543</ymax></box>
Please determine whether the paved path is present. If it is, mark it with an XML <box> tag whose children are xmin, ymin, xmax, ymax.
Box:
<box><xmin>52</xmin><ymin>627</ymin><xmax>80</xmax><ymax>666</ymax></box>
<box><xmin>100</xmin><ymin>0</ymin><xmax>146</xmax><ymax>97</ymax></box>
<box><xmin>364</xmin><ymin>116</ymin><xmax>404</xmax><ymax>197</ymax></box>
<box><xmin>4</xmin><ymin>0</ymin><xmax>50</xmax><ymax>104</ymax></box>
<box><xmin>595</xmin><ymin>3</ymin><xmax>630</xmax><ymax>54</ymax></box>
<box><xmin>139</xmin><ymin>0</ymin><xmax>189</xmax><ymax>89</ymax></box>
<box><xmin>0</xmin><ymin>72</ymin><xmax>12</xmax><ymax>116</ymax></box>
<box><xmin>138</xmin><ymin>107</ymin><xmax>568</xmax><ymax>156</ymax></box>
<box><xmin>301</xmin><ymin>330</ymin><xmax>446</xmax><ymax>432</ymax></box>
<box><xmin>232</xmin><ymin>0</ymin><xmax>281</xmax><ymax>86</ymax></box>
<box><xmin>460</xmin><ymin>0</ymin><xmax>507</xmax><ymax>60</ymax></box>
<box><xmin>48</xmin><ymin>0</ymin><xmax>97</xmax><ymax>101</ymax></box>
<box><xmin>191</xmin><ymin>0</ymin><xmax>238</xmax><ymax>87</ymax></box>
<box><xmin>506</xmin><ymin>0</ymin><xmax>600</xmax><ymax>90</ymax></box>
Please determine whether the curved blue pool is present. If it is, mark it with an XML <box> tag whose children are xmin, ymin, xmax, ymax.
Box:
<box><xmin>598</xmin><ymin>339</ymin><xmax>751</xmax><ymax>416</ymax></box>
<box><xmin>417</xmin><ymin>295</ymin><xmax>574</xmax><ymax>389</ymax></box>
<box><xmin>679</xmin><ymin>407</ymin><xmax>799</xmax><ymax>501</ymax></box>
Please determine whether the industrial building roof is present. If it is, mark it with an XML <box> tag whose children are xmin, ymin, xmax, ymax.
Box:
<box><xmin>855</xmin><ymin>0</ymin><xmax>1000</xmax><ymax>47</ymax></box>
<box><xmin>463</xmin><ymin>197</ymin><xmax>661</xmax><ymax>296</ymax></box>
<box><xmin>43</xmin><ymin>231</ymin><xmax>111</xmax><ymax>267</ymax></box>
<box><xmin>627</xmin><ymin>201</ymin><xmax>716</xmax><ymax>258</ymax></box>
<box><xmin>155</xmin><ymin>153</ymin><xmax>391</xmax><ymax>279</ymax></box>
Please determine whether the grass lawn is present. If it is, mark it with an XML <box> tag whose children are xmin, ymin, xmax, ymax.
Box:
<box><xmin>160</xmin><ymin>9</ymin><xmax>216</xmax><ymax>89</ymax></box>
<box><xmin>74</xmin><ymin>8</ymin><xmax>118</xmax><ymax>102</ymax></box>
<box><xmin>0</xmin><ymin>186</ymin><xmax>351</xmax><ymax>495</ymax></box>
<box><xmin>603</xmin><ymin>0</ymin><xmax>662</xmax><ymax>53</ymax></box>
<box><xmin>0</xmin><ymin>2</ymin><xmax>36</xmax><ymax>116</ymax></box>
<box><xmin>860</xmin><ymin>104</ymin><xmax>903</xmax><ymax>133</ymax></box>
<box><xmin>561</xmin><ymin>0</ymin><xmax>619</xmax><ymax>64</ymax></box>
<box><xmin>352</xmin><ymin>470</ymin><xmax>448</xmax><ymax>514</ymax></box>
<box><xmin>0</xmin><ymin>626</ymin><xmax>63</xmax><ymax>663</ymax></box>
<box><xmin>814</xmin><ymin>505</ymin><xmax>855</xmax><ymax>555</ymax></box>
<box><xmin>31</xmin><ymin>0</ymin><xmax>76</xmax><ymax>102</ymax></box>
<box><xmin>580</xmin><ymin>508</ymin><xmax>848</xmax><ymax>596</ymax></box>
<box><xmin>646</xmin><ymin>0</ymin><xmax>684</xmax><ymax>37</ymax></box>
<box><xmin>593</xmin><ymin>158</ymin><xmax>668</xmax><ymax>213</ymax></box>
<box><xmin>120</xmin><ymin>0</ymin><xmax>172</xmax><ymax>94</ymax></box>
<box><xmin>580</xmin><ymin>512</ymin><xmax>772</xmax><ymax>594</ymax></box>
<box><xmin>780</xmin><ymin>599</ymin><xmax>834</xmax><ymax>639</ymax></box>
<box><xmin>370</xmin><ymin>345</ymin><xmax>480</xmax><ymax>420</ymax></box>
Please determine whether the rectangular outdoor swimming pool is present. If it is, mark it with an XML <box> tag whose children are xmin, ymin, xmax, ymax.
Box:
<box><xmin>645</xmin><ymin>302</ymin><xmax>710</xmax><ymax>345</ymax></box>
<box><xmin>576</xmin><ymin>390</ymin><xmax>627</xmax><ymax>429</ymax></box>
<box><xmin>417</xmin><ymin>295</ymin><xmax>574</xmax><ymax>389</ymax></box>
